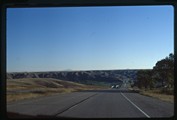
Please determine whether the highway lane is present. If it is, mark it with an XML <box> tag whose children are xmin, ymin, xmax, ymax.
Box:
<box><xmin>7</xmin><ymin>86</ymin><xmax>174</xmax><ymax>118</ymax></box>
<box><xmin>58</xmin><ymin>88</ymin><xmax>174</xmax><ymax>118</ymax></box>
<box><xmin>58</xmin><ymin>90</ymin><xmax>146</xmax><ymax>118</ymax></box>
<box><xmin>7</xmin><ymin>92</ymin><xmax>97</xmax><ymax>117</ymax></box>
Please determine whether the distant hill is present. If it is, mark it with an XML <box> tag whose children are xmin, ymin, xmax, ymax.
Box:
<box><xmin>7</xmin><ymin>70</ymin><xmax>139</xmax><ymax>86</ymax></box>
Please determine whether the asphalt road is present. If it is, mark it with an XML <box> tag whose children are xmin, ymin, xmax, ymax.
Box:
<box><xmin>7</xmin><ymin>86</ymin><xmax>174</xmax><ymax>118</ymax></box>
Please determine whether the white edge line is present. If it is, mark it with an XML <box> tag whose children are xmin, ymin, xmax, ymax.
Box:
<box><xmin>121</xmin><ymin>92</ymin><xmax>150</xmax><ymax>118</ymax></box>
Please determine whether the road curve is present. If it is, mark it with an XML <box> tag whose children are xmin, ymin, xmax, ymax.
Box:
<box><xmin>7</xmin><ymin>87</ymin><xmax>174</xmax><ymax>118</ymax></box>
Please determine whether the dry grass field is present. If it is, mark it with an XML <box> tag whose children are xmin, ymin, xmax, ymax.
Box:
<box><xmin>7</xmin><ymin>78</ymin><xmax>107</xmax><ymax>103</ymax></box>
<box><xmin>129</xmin><ymin>87</ymin><xmax>174</xmax><ymax>103</ymax></box>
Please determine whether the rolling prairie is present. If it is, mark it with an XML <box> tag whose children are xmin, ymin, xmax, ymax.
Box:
<box><xmin>7</xmin><ymin>78</ymin><xmax>107</xmax><ymax>102</ymax></box>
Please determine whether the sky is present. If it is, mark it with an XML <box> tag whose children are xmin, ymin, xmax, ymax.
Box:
<box><xmin>7</xmin><ymin>6</ymin><xmax>174</xmax><ymax>72</ymax></box>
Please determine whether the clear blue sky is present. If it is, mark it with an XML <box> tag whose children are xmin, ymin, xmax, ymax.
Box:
<box><xmin>7</xmin><ymin>6</ymin><xmax>174</xmax><ymax>72</ymax></box>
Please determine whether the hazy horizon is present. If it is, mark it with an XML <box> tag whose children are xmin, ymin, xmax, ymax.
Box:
<box><xmin>7</xmin><ymin>6</ymin><xmax>174</xmax><ymax>72</ymax></box>
<box><xmin>7</xmin><ymin>68</ymin><xmax>154</xmax><ymax>73</ymax></box>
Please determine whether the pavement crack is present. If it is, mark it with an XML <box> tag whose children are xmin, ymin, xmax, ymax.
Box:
<box><xmin>54</xmin><ymin>93</ymin><xmax>97</xmax><ymax>117</ymax></box>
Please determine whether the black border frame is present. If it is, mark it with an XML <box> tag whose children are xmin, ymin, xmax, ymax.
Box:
<box><xmin>1</xmin><ymin>0</ymin><xmax>177</xmax><ymax>120</ymax></box>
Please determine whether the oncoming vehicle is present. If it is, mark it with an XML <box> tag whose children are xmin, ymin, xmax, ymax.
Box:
<box><xmin>111</xmin><ymin>84</ymin><xmax>120</xmax><ymax>89</ymax></box>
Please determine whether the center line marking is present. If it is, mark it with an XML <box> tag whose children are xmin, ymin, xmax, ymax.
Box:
<box><xmin>121</xmin><ymin>92</ymin><xmax>150</xmax><ymax>118</ymax></box>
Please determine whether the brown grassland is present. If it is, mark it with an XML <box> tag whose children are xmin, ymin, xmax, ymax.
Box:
<box><xmin>129</xmin><ymin>87</ymin><xmax>174</xmax><ymax>103</ymax></box>
<box><xmin>7</xmin><ymin>78</ymin><xmax>107</xmax><ymax>103</ymax></box>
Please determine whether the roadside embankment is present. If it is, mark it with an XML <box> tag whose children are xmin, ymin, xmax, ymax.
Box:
<box><xmin>128</xmin><ymin>87</ymin><xmax>174</xmax><ymax>103</ymax></box>
<box><xmin>7</xmin><ymin>78</ymin><xmax>108</xmax><ymax>103</ymax></box>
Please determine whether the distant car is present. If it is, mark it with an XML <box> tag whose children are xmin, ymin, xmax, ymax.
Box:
<box><xmin>116</xmin><ymin>85</ymin><xmax>119</xmax><ymax>88</ymax></box>
<box><xmin>111</xmin><ymin>85</ymin><xmax>114</xmax><ymax>89</ymax></box>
